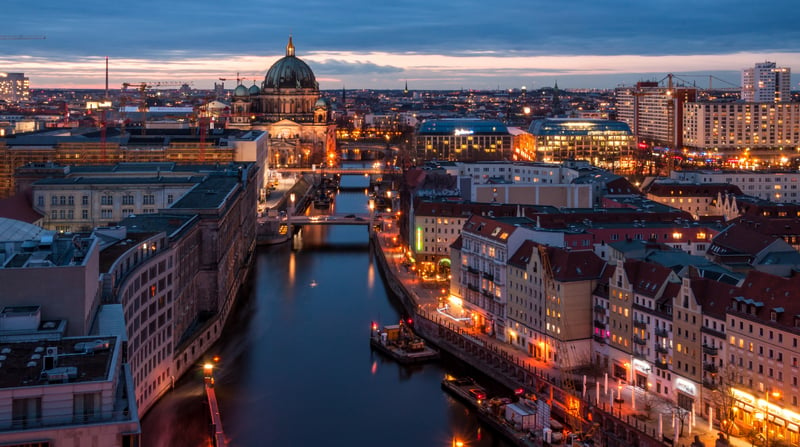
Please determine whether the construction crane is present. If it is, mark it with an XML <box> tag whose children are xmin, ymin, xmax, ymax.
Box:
<box><xmin>120</xmin><ymin>81</ymin><xmax>192</xmax><ymax>135</ymax></box>
<box><xmin>538</xmin><ymin>244</ymin><xmax>584</xmax><ymax>437</ymax></box>
<box><xmin>0</xmin><ymin>35</ymin><xmax>46</xmax><ymax>40</ymax></box>
<box><xmin>219</xmin><ymin>73</ymin><xmax>248</xmax><ymax>86</ymax></box>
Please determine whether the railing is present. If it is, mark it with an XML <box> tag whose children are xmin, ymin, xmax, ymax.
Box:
<box><xmin>702</xmin><ymin>344</ymin><xmax>718</xmax><ymax>356</ymax></box>
<box><xmin>654</xmin><ymin>344</ymin><xmax>668</xmax><ymax>354</ymax></box>
<box><xmin>482</xmin><ymin>271</ymin><xmax>494</xmax><ymax>281</ymax></box>
<box><xmin>703</xmin><ymin>363</ymin><xmax>719</xmax><ymax>373</ymax></box>
<box><xmin>654</xmin><ymin>359</ymin><xmax>669</xmax><ymax>370</ymax></box>
<box><xmin>593</xmin><ymin>334</ymin><xmax>607</xmax><ymax>344</ymax></box>
<box><xmin>703</xmin><ymin>379</ymin><xmax>719</xmax><ymax>390</ymax></box>
<box><xmin>633</xmin><ymin>335</ymin><xmax>647</xmax><ymax>345</ymax></box>
<box><xmin>594</xmin><ymin>319</ymin><xmax>606</xmax><ymax>329</ymax></box>
<box><xmin>594</xmin><ymin>304</ymin><xmax>606</xmax><ymax>312</ymax></box>
<box><xmin>633</xmin><ymin>320</ymin><xmax>647</xmax><ymax>329</ymax></box>
<box><xmin>633</xmin><ymin>350</ymin><xmax>647</xmax><ymax>359</ymax></box>
<box><xmin>655</xmin><ymin>327</ymin><xmax>669</xmax><ymax>337</ymax></box>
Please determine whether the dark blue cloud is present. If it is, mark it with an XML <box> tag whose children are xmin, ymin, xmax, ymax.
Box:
<box><xmin>4</xmin><ymin>0</ymin><xmax>799</xmax><ymax>60</ymax></box>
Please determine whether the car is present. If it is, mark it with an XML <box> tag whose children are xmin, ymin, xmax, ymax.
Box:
<box><xmin>344</xmin><ymin>214</ymin><xmax>356</xmax><ymax>218</ymax></box>
<box><xmin>468</xmin><ymin>388</ymin><xmax>487</xmax><ymax>400</ymax></box>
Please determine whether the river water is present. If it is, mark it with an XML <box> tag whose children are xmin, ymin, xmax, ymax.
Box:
<box><xmin>142</xmin><ymin>176</ymin><xmax>513</xmax><ymax>447</ymax></box>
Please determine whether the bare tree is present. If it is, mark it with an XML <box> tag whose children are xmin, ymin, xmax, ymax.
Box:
<box><xmin>709</xmin><ymin>365</ymin><xmax>739</xmax><ymax>441</ymax></box>
<box><xmin>672</xmin><ymin>405</ymin><xmax>691</xmax><ymax>438</ymax></box>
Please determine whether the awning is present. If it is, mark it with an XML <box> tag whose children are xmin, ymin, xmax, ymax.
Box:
<box><xmin>787</xmin><ymin>423</ymin><xmax>799</xmax><ymax>432</ymax></box>
<box><xmin>745</xmin><ymin>404</ymin><xmax>755</xmax><ymax>413</ymax></box>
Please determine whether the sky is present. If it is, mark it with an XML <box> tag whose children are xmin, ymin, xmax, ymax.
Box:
<box><xmin>3</xmin><ymin>0</ymin><xmax>800</xmax><ymax>91</ymax></box>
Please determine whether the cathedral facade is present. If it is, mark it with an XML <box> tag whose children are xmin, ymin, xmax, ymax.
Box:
<box><xmin>228</xmin><ymin>37</ymin><xmax>336</xmax><ymax>169</ymax></box>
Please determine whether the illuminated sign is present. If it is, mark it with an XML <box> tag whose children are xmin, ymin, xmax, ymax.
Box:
<box><xmin>633</xmin><ymin>359</ymin><xmax>651</xmax><ymax>374</ymax></box>
<box><xmin>676</xmin><ymin>378</ymin><xmax>697</xmax><ymax>396</ymax></box>
<box><xmin>415</xmin><ymin>227</ymin><xmax>423</xmax><ymax>252</ymax></box>
<box><xmin>454</xmin><ymin>129</ymin><xmax>474</xmax><ymax>136</ymax></box>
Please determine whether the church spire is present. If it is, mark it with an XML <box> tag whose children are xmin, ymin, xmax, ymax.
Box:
<box><xmin>286</xmin><ymin>35</ymin><xmax>295</xmax><ymax>57</ymax></box>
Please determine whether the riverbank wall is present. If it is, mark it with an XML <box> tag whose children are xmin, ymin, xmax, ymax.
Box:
<box><xmin>370</xmin><ymin>233</ymin><xmax>667</xmax><ymax>447</ymax></box>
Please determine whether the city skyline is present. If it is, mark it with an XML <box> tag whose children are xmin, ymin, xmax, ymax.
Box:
<box><xmin>3</xmin><ymin>0</ymin><xmax>800</xmax><ymax>90</ymax></box>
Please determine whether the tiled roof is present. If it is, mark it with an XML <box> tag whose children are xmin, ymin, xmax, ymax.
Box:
<box><xmin>462</xmin><ymin>215</ymin><xmax>517</xmax><ymax>242</ymax></box>
<box><xmin>623</xmin><ymin>258</ymin><xmax>673</xmax><ymax>297</ymax></box>
<box><xmin>708</xmin><ymin>223</ymin><xmax>783</xmax><ymax>257</ymax></box>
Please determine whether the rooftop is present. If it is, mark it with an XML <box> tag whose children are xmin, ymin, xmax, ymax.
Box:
<box><xmin>0</xmin><ymin>336</ymin><xmax>117</xmax><ymax>389</ymax></box>
<box><xmin>417</xmin><ymin>118</ymin><xmax>509</xmax><ymax>135</ymax></box>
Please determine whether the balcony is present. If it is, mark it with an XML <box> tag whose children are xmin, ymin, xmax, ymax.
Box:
<box><xmin>702</xmin><ymin>345</ymin><xmax>718</xmax><ymax>356</ymax></box>
<box><xmin>633</xmin><ymin>335</ymin><xmax>647</xmax><ymax>345</ymax></box>
<box><xmin>703</xmin><ymin>363</ymin><xmax>719</xmax><ymax>373</ymax></box>
<box><xmin>593</xmin><ymin>334</ymin><xmax>607</xmax><ymax>344</ymax></box>
<box><xmin>655</xmin><ymin>327</ymin><xmax>669</xmax><ymax>338</ymax></box>
<box><xmin>633</xmin><ymin>320</ymin><xmax>647</xmax><ymax>329</ymax></box>
<box><xmin>633</xmin><ymin>350</ymin><xmax>647</xmax><ymax>360</ymax></box>
<box><xmin>703</xmin><ymin>380</ymin><xmax>719</xmax><ymax>390</ymax></box>
<box><xmin>467</xmin><ymin>283</ymin><xmax>479</xmax><ymax>292</ymax></box>
<box><xmin>482</xmin><ymin>271</ymin><xmax>494</xmax><ymax>281</ymax></box>
<box><xmin>594</xmin><ymin>304</ymin><xmax>606</xmax><ymax>312</ymax></box>
<box><xmin>654</xmin><ymin>344</ymin><xmax>668</xmax><ymax>354</ymax></box>
<box><xmin>654</xmin><ymin>360</ymin><xmax>669</xmax><ymax>370</ymax></box>
<box><xmin>467</xmin><ymin>266</ymin><xmax>479</xmax><ymax>274</ymax></box>
<box><xmin>594</xmin><ymin>319</ymin><xmax>606</xmax><ymax>329</ymax></box>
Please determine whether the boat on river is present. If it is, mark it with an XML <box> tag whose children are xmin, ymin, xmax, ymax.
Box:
<box><xmin>369</xmin><ymin>320</ymin><xmax>439</xmax><ymax>364</ymax></box>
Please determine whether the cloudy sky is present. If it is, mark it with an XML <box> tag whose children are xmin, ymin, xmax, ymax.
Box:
<box><xmin>3</xmin><ymin>0</ymin><xmax>800</xmax><ymax>90</ymax></box>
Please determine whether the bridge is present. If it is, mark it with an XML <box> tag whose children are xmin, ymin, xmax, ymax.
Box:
<box><xmin>285</xmin><ymin>213</ymin><xmax>374</xmax><ymax>225</ymax></box>
<box><xmin>269</xmin><ymin>167</ymin><xmax>399</xmax><ymax>176</ymax></box>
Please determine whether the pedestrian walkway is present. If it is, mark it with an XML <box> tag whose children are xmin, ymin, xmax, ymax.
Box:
<box><xmin>373</xmin><ymin>227</ymin><xmax>755</xmax><ymax>447</ymax></box>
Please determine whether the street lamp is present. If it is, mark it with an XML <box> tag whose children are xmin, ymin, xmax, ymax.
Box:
<box><xmin>761</xmin><ymin>388</ymin><xmax>781</xmax><ymax>447</ymax></box>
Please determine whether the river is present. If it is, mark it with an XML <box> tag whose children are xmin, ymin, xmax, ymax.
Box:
<box><xmin>142</xmin><ymin>175</ymin><xmax>514</xmax><ymax>447</ymax></box>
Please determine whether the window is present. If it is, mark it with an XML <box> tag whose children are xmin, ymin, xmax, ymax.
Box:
<box><xmin>74</xmin><ymin>392</ymin><xmax>101</xmax><ymax>423</ymax></box>
<box><xmin>143</xmin><ymin>194</ymin><xmax>155</xmax><ymax>205</ymax></box>
<box><xmin>82</xmin><ymin>210</ymin><xmax>88</xmax><ymax>219</ymax></box>
<box><xmin>37</xmin><ymin>195</ymin><xmax>44</xmax><ymax>207</ymax></box>
<box><xmin>122</xmin><ymin>195</ymin><xmax>134</xmax><ymax>205</ymax></box>
<box><xmin>12</xmin><ymin>397</ymin><xmax>42</xmax><ymax>428</ymax></box>
<box><xmin>82</xmin><ymin>195</ymin><xmax>89</xmax><ymax>205</ymax></box>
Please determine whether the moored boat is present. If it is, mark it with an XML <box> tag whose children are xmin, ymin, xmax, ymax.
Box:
<box><xmin>369</xmin><ymin>320</ymin><xmax>439</xmax><ymax>364</ymax></box>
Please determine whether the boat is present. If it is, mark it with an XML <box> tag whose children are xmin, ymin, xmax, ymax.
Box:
<box><xmin>441</xmin><ymin>375</ymin><xmax>487</xmax><ymax>408</ymax></box>
<box><xmin>369</xmin><ymin>320</ymin><xmax>439</xmax><ymax>364</ymax></box>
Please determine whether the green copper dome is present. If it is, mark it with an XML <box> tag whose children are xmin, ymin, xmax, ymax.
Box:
<box><xmin>263</xmin><ymin>36</ymin><xmax>317</xmax><ymax>90</ymax></box>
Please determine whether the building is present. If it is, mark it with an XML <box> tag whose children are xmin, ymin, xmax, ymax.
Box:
<box><xmin>0</xmin><ymin>218</ymin><xmax>101</xmax><ymax>337</ymax></box>
<box><xmin>741</xmin><ymin>62</ymin><xmax>791</xmax><ymax>103</ymax></box>
<box><xmin>507</xmin><ymin>240</ymin><xmax>606</xmax><ymax>367</ymax></box>
<box><xmin>25</xmin><ymin>162</ymin><xmax>253</xmax><ymax>232</ymax></box>
<box><xmin>682</xmin><ymin>102</ymin><xmax>800</xmax><ymax>164</ymax></box>
<box><xmin>615</xmin><ymin>81</ymin><xmax>697</xmax><ymax>149</ymax></box>
<box><xmin>527</xmin><ymin>118</ymin><xmax>634</xmax><ymax>171</ymax></box>
<box><xmin>670</xmin><ymin>170</ymin><xmax>800</xmax><ymax>203</ymax></box>
<box><xmin>726</xmin><ymin>270</ymin><xmax>800</xmax><ymax>446</ymax></box>
<box><xmin>0</xmin><ymin>128</ymin><xmax>268</xmax><ymax>200</ymax></box>
<box><xmin>413</xmin><ymin>119</ymin><xmax>513</xmax><ymax>162</ymax></box>
<box><xmin>0</xmin><ymin>329</ymin><xmax>140</xmax><ymax>446</ymax></box>
<box><xmin>228</xmin><ymin>37</ymin><xmax>336</xmax><ymax>169</ymax></box>
<box><xmin>101</xmin><ymin>163</ymin><xmax>257</xmax><ymax>415</ymax></box>
<box><xmin>0</xmin><ymin>72</ymin><xmax>30</xmax><ymax>103</ymax></box>
<box><xmin>642</xmin><ymin>181</ymin><xmax>742</xmax><ymax>219</ymax></box>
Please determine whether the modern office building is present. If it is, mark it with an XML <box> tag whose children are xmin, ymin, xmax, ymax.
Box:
<box><xmin>0</xmin><ymin>72</ymin><xmax>30</xmax><ymax>103</ymax></box>
<box><xmin>527</xmin><ymin>118</ymin><xmax>634</xmax><ymax>170</ymax></box>
<box><xmin>741</xmin><ymin>61</ymin><xmax>792</xmax><ymax>103</ymax></box>
<box><xmin>413</xmin><ymin>118</ymin><xmax>513</xmax><ymax>162</ymax></box>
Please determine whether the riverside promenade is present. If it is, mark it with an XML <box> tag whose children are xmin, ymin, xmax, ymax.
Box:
<box><xmin>370</xmin><ymin>226</ymin><xmax>747</xmax><ymax>447</ymax></box>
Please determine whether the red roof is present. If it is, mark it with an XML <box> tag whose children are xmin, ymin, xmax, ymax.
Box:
<box><xmin>0</xmin><ymin>192</ymin><xmax>43</xmax><ymax>224</ymax></box>
<box><xmin>462</xmin><ymin>214</ymin><xmax>517</xmax><ymax>243</ymax></box>
<box><xmin>623</xmin><ymin>258</ymin><xmax>674</xmax><ymax>297</ymax></box>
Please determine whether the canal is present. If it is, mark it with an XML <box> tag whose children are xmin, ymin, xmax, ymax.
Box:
<box><xmin>142</xmin><ymin>175</ymin><xmax>514</xmax><ymax>447</ymax></box>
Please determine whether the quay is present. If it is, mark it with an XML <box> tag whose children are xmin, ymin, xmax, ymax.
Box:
<box><xmin>369</xmin><ymin>227</ymin><xmax>741</xmax><ymax>447</ymax></box>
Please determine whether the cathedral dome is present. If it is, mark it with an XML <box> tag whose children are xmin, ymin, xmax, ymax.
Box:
<box><xmin>233</xmin><ymin>84</ymin><xmax>249</xmax><ymax>97</ymax></box>
<box><xmin>248</xmin><ymin>83</ymin><xmax>260</xmax><ymax>95</ymax></box>
<box><xmin>263</xmin><ymin>36</ymin><xmax>317</xmax><ymax>90</ymax></box>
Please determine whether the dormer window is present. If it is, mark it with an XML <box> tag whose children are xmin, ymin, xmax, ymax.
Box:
<box><xmin>770</xmin><ymin>311</ymin><xmax>777</xmax><ymax>322</ymax></box>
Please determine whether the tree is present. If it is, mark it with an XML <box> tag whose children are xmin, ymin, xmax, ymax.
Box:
<box><xmin>709</xmin><ymin>365</ymin><xmax>740</xmax><ymax>441</ymax></box>
<box><xmin>672</xmin><ymin>405</ymin><xmax>691</xmax><ymax>438</ymax></box>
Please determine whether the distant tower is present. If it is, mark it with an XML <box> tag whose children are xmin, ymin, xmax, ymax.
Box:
<box><xmin>404</xmin><ymin>80</ymin><xmax>409</xmax><ymax>96</ymax></box>
<box><xmin>342</xmin><ymin>85</ymin><xmax>346</xmax><ymax>106</ymax></box>
<box><xmin>741</xmin><ymin>61</ymin><xmax>791</xmax><ymax>102</ymax></box>
<box><xmin>551</xmin><ymin>81</ymin><xmax>562</xmax><ymax>117</ymax></box>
